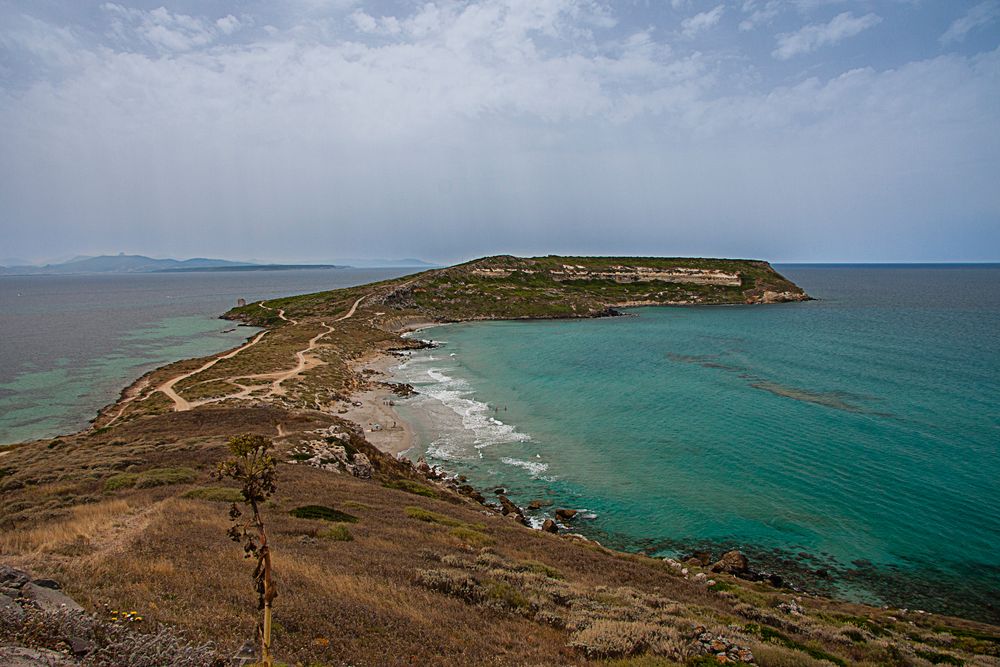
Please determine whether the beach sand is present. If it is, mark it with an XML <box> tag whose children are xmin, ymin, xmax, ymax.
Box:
<box><xmin>339</xmin><ymin>352</ymin><xmax>415</xmax><ymax>456</ymax></box>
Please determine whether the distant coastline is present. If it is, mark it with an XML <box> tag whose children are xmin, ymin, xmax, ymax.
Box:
<box><xmin>154</xmin><ymin>264</ymin><xmax>342</xmax><ymax>273</ymax></box>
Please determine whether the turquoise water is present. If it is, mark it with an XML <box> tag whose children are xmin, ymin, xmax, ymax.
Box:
<box><xmin>392</xmin><ymin>266</ymin><xmax>1000</xmax><ymax>621</ymax></box>
<box><xmin>0</xmin><ymin>268</ymin><xmax>417</xmax><ymax>444</ymax></box>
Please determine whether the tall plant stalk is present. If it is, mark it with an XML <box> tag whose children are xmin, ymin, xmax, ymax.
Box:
<box><xmin>216</xmin><ymin>433</ymin><xmax>278</xmax><ymax>666</ymax></box>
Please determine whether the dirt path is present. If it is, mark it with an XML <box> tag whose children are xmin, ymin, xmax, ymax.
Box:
<box><xmin>154</xmin><ymin>330</ymin><xmax>269</xmax><ymax>411</ymax></box>
<box><xmin>153</xmin><ymin>296</ymin><xmax>366</xmax><ymax>412</ymax></box>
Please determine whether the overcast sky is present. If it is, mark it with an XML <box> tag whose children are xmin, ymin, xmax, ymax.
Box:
<box><xmin>1</xmin><ymin>0</ymin><xmax>998</xmax><ymax>264</ymax></box>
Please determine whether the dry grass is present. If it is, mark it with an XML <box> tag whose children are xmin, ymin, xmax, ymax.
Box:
<box><xmin>3</xmin><ymin>401</ymin><xmax>998</xmax><ymax>665</ymax></box>
<box><xmin>0</xmin><ymin>499</ymin><xmax>132</xmax><ymax>555</ymax></box>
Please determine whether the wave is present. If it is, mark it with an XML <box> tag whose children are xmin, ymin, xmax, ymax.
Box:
<box><xmin>395</xmin><ymin>356</ymin><xmax>530</xmax><ymax>463</ymax></box>
<box><xmin>500</xmin><ymin>457</ymin><xmax>549</xmax><ymax>477</ymax></box>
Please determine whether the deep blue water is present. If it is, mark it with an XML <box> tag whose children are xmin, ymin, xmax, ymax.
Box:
<box><xmin>0</xmin><ymin>268</ymin><xmax>417</xmax><ymax>444</ymax></box>
<box><xmin>392</xmin><ymin>265</ymin><xmax>1000</xmax><ymax>621</ymax></box>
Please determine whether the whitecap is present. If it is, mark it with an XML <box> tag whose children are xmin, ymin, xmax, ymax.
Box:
<box><xmin>500</xmin><ymin>457</ymin><xmax>549</xmax><ymax>477</ymax></box>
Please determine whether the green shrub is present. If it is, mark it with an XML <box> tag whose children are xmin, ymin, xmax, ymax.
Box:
<box><xmin>318</xmin><ymin>524</ymin><xmax>353</xmax><ymax>541</ymax></box>
<box><xmin>183</xmin><ymin>486</ymin><xmax>244</xmax><ymax>503</ymax></box>
<box><xmin>384</xmin><ymin>479</ymin><xmax>437</xmax><ymax>498</ymax></box>
<box><xmin>915</xmin><ymin>649</ymin><xmax>964</xmax><ymax>665</ymax></box>
<box><xmin>449</xmin><ymin>527</ymin><xmax>493</xmax><ymax>547</ymax></box>
<box><xmin>104</xmin><ymin>473</ymin><xmax>139</xmax><ymax>492</ymax></box>
<box><xmin>405</xmin><ymin>506</ymin><xmax>463</xmax><ymax>527</ymax></box>
<box><xmin>517</xmin><ymin>559</ymin><xmax>563</xmax><ymax>579</ymax></box>
<box><xmin>134</xmin><ymin>467</ymin><xmax>196</xmax><ymax>488</ymax></box>
<box><xmin>343</xmin><ymin>501</ymin><xmax>371</xmax><ymax>510</ymax></box>
<box><xmin>289</xmin><ymin>505</ymin><xmax>358</xmax><ymax>523</ymax></box>
<box><xmin>745</xmin><ymin>624</ymin><xmax>846</xmax><ymax>666</ymax></box>
<box><xmin>483</xmin><ymin>581</ymin><xmax>530</xmax><ymax>612</ymax></box>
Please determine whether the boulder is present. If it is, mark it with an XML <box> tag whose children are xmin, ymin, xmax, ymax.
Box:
<box><xmin>0</xmin><ymin>566</ymin><xmax>29</xmax><ymax>595</ymax></box>
<box><xmin>541</xmin><ymin>519</ymin><xmax>558</xmax><ymax>534</ymax></box>
<box><xmin>20</xmin><ymin>582</ymin><xmax>83</xmax><ymax>613</ymax></box>
<box><xmin>0</xmin><ymin>594</ymin><xmax>23</xmax><ymax>622</ymax></box>
<box><xmin>684</xmin><ymin>551</ymin><xmax>712</xmax><ymax>566</ymax></box>
<box><xmin>527</xmin><ymin>499</ymin><xmax>550</xmax><ymax>510</ymax></box>
<box><xmin>348</xmin><ymin>453</ymin><xmax>372</xmax><ymax>479</ymax></box>
<box><xmin>496</xmin><ymin>495</ymin><xmax>527</xmax><ymax>526</ymax></box>
<box><xmin>554</xmin><ymin>508</ymin><xmax>577</xmax><ymax>521</ymax></box>
<box><xmin>711</xmin><ymin>550</ymin><xmax>749</xmax><ymax>575</ymax></box>
<box><xmin>31</xmin><ymin>578</ymin><xmax>61</xmax><ymax>590</ymax></box>
<box><xmin>458</xmin><ymin>485</ymin><xmax>486</xmax><ymax>504</ymax></box>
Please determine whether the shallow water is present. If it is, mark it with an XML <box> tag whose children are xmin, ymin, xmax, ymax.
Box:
<box><xmin>0</xmin><ymin>268</ymin><xmax>417</xmax><ymax>444</ymax></box>
<box><xmin>392</xmin><ymin>265</ymin><xmax>1000</xmax><ymax>621</ymax></box>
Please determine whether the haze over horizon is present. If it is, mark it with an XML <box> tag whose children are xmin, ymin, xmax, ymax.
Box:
<box><xmin>2</xmin><ymin>1</ymin><xmax>998</xmax><ymax>265</ymax></box>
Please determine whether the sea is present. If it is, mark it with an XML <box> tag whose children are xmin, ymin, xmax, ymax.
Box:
<box><xmin>0</xmin><ymin>268</ymin><xmax>417</xmax><ymax>445</ymax></box>
<box><xmin>390</xmin><ymin>265</ymin><xmax>1000</xmax><ymax>622</ymax></box>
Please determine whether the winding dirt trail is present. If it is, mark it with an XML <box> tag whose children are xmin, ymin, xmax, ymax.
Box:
<box><xmin>154</xmin><ymin>330</ymin><xmax>270</xmax><ymax>411</ymax></box>
<box><xmin>151</xmin><ymin>295</ymin><xmax>366</xmax><ymax>412</ymax></box>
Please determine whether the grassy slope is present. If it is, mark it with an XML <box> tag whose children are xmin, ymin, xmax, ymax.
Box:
<box><xmin>3</xmin><ymin>257</ymin><xmax>998</xmax><ymax>666</ymax></box>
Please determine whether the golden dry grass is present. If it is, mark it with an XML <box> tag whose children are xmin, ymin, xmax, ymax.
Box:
<box><xmin>0</xmin><ymin>499</ymin><xmax>133</xmax><ymax>555</ymax></box>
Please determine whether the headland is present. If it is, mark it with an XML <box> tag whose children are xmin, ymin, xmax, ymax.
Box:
<box><xmin>3</xmin><ymin>256</ymin><xmax>998</xmax><ymax>665</ymax></box>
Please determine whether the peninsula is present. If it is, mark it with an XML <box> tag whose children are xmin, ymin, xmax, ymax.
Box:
<box><xmin>2</xmin><ymin>256</ymin><xmax>997</xmax><ymax>666</ymax></box>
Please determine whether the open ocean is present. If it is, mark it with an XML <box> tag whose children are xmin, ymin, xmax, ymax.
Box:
<box><xmin>0</xmin><ymin>268</ymin><xmax>417</xmax><ymax>445</ymax></box>
<box><xmin>391</xmin><ymin>265</ymin><xmax>1000</xmax><ymax>621</ymax></box>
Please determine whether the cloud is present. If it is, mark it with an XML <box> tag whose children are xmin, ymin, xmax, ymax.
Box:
<box><xmin>739</xmin><ymin>1</ymin><xmax>780</xmax><ymax>32</ymax></box>
<box><xmin>940</xmin><ymin>1</ymin><xmax>1000</xmax><ymax>44</ymax></box>
<box><xmin>0</xmin><ymin>2</ymin><xmax>998</xmax><ymax>262</ymax></box>
<box><xmin>773</xmin><ymin>11</ymin><xmax>882</xmax><ymax>60</ymax></box>
<box><xmin>102</xmin><ymin>3</ymin><xmax>245</xmax><ymax>52</ymax></box>
<box><xmin>681</xmin><ymin>5</ymin><xmax>724</xmax><ymax>38</ymax></box>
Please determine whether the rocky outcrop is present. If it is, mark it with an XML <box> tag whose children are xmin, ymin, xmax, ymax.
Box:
<box><xmin>496</xmin><ymin>495</ymin><xmax>528</xmax><ymax>525</ymax></box>
<box><xmin>288</xmin><ymin>427</ymin><xmax>372</xmax><ymax>478</ymax></box>
<box><xmin>711</xmin><ymin>550</ymin><xmax>750</xmax><ymax>575</ymax></box>
<box><xmin>554</xmin><ymin>508</ymin><xmax>577</xmax><ymax>522</ymax></box>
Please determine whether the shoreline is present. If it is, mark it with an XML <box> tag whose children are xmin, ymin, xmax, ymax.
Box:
<box><xmin>366</xmin><ymin>320</ymin><xmax>999</xmax><ymax>625</ymax></box>
<box><xmin>338</xmin><ymin>351</ymin><xmax>416</xmax><ymax>457</ymax></box>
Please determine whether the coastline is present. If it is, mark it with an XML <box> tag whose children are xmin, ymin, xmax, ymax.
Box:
<box><xmin>338</xmin><ymin>351</ymin><xmax>415</xmax><ymax>456</ymax></box>
<box><xmin>335</xmin><ymin>321</ymin><xmax>446</xmax><ymax>457</ymax></box>
<box><xmin>363</xmin><ymin>313</ymin><xmax>1000</xmax><ymax>624</ymax></box>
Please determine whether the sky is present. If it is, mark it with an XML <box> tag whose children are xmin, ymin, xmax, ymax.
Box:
<box><xmin>0</xmin><ymin>1</ymin><xmax>998</xmax><ymax>265</ymax></box>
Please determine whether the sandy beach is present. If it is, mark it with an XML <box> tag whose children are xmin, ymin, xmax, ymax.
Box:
<box><xmin>337</xmin><ymin>321</ymin><xmax>445</xmax><ymax>457</ymax></box>
<box><xmin>338</xmin><ymin>351</ymin><xmax>416</xmax><ymax>456</ymax></box>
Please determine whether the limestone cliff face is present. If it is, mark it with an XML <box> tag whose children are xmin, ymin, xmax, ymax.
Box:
<box><xmin>473</xmin><ymin>264</ymin><xmax>741</xmax><ymax>286</ymax></box>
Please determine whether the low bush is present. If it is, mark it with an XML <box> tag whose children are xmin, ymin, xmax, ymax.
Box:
<box><xmin>569</xmin><ymin>620</ymin><xmax>684</xmax><ymax>659</ymax></box>
<box><xmin>289</xmin><ymin>505</ymin><xmax>358</xmax><ymax>523</ymax></box>
<box><xmin>318</xmin><ymin>524</ymin><xmax>353</xmax><ymax>541</ymax></box>
<box><xmin>449</xmin><ymin>526</ymin><xmax>493</xmax><ymax>547</ymax></box>
<box><xmin>405</xmin><ymin>506</ymin><xmax>463</xmax><ymax>527</ymax></box>
<box><xmin>104</xmin><ymin>473</ymin><xmax>139</xmax><ymax>492</ymax></box>
<box><xmin>182</xmin><ymin>487</ymin><xmax>243</xmax><ymax>503</ymax></box>
<box><xmin>383</xmin><ymin>479</ymin><xmax>437</xmax><ymax>498</ymax></box>
<box><xmin>0</xmin><ymin>604</ymin><xmax>223</xmax><ymax>667</ymax></box>
<box><xmin>104</xmin><ymin>467</ymin><xmax>196</xmax><ymax>492</ymax></box>
<box><xmin>134</xmin><ymin>467</ymin><xmax>196</xmax><ymax>488</ymax></box>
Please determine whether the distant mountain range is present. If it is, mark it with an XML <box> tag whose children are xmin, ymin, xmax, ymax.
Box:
<box><xmin>0</xmin><ymin>254</ymin><xmax>436</xmax><ymax>275</ymax></box>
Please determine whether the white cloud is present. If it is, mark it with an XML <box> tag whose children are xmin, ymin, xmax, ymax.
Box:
<box><xmin>102</xmin><ymin>4</ymin><xmax>245</xmax><ymax>52</ymax></box>
<box><xmin>940</xmin><ymin>1</ymin><xmax>1000</xmax><ymax>45</ymax></box>
<box><xmin>738</xmin><ymin>1</ymin><xmax>780</xmax><ymax>32</ymax></box>
<box><xmin>216</xmin><ymin>15</ymin><xmax>242</xmax><ymax>36</ymax></box>
<box><xmin>0</xmin><ymin>2</ymin><xmax>998</xmax><ymax>262</ymax></box>
<box><xmin>773</xmin><ymin>11</ymin><xmax>882</xmax><ymax>60</ymax></box>
<box><xmin>681</xmin><ymin>5</ymin><xmax>724</xmax><ymax>38</ymax></box>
